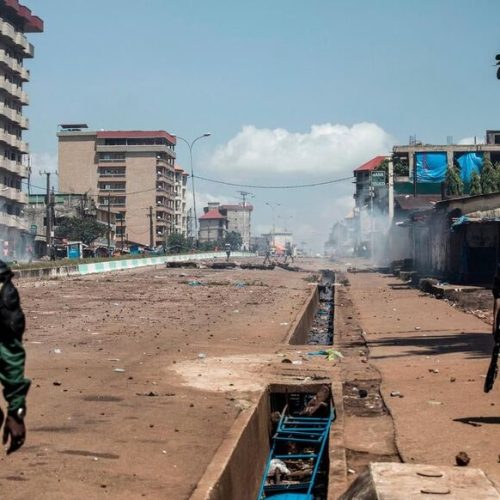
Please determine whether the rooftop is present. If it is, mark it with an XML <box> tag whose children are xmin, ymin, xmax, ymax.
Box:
<box><xmin>96</xmin><ymin>130</ymin><xmax>176</xmax><ymax>145</ymax></box>
<box><xmin>2</xmin><ymin>0</ymin><xmax>43</xmax><ymax>32</ymax></box>
<box><xmin>199</xmin><ymin>209</ymin><xmax>227</xmax><ymax>221</ymax></box>
<box><xmin>354</xmin><ymin>156</ymin><xmax>387</xmax><ymax>173</ymax></box>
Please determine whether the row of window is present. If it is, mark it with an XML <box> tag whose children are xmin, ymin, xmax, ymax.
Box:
<box><xmin>98</xmin><ymin>182</ymin><xmax>126</xmax><ymax>191</ymax></box>
<box><xmin>103</xmin><ymin>138</ymin><xmax>175</xmax><ymax>148</ymax></box>
<box><xmin>98</xmin><ymin>168</ymin><xmax>125</xmax><ymax>177</ymax></box>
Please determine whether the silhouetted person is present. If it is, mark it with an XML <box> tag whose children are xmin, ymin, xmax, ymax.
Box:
<box><xmin>0</xmin><ymin>260</ymin><xmax>29</xmax><ymax>454</ymax></box>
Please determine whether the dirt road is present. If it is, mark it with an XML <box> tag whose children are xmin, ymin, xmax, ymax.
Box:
<box><xmin>0</xmin><ymin>263</ymin><xmax>313</xmax><ymax>499</ymax></box>
<box><xmin>346</xmin><ymin>270</ymin><xmax>500</xmax><ymax>489</ymax></box>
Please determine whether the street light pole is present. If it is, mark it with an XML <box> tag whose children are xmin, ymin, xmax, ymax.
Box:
<box><xmin>265</xmin><ymin>201</ymin><xmax>281</xmax><ymax>247</ymax></box>
<box><xmin>176</xmin><ymin>133</ymin><xmax>211</xmax><ymax>245</ymax></box>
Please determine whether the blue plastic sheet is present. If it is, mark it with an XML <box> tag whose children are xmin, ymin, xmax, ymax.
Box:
<box><xmin>456</xmin><ymin>152</ymin><xmax>483</xmax><ymax>183</ymax></box>
<box><xmin>416</xmin><ymin>152</ymin><xmax>447</xmax><ymax>183</ymax></box>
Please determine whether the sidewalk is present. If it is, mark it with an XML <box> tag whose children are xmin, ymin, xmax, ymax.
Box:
<box><xmin>347</xmin><ymin>271</ymin><xmax>500</xmax><ymax>487</ymax></box>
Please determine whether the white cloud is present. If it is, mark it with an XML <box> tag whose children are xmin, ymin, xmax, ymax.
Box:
<box><xmin>209</xmin><ymin>122</ymin><xmax>393</xmax><ymax>176</ymax></box>
<box><xmin>28</xmin><ymin>152</ymin><xmax>58</xmax><ymax>193</ymax></box>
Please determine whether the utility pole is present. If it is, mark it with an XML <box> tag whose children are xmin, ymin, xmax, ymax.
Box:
<box><xmin>107</xmin><ymin>193</ymin><xmax>111</xmax><ymax>251</ymax></box>
<box><xmin>148</xmin><ymin>206</ymin><xmax>154</xmax><ymax>248</ymax></box>
<box><xmin>388</xmin><ymin>159</ymin><xmax>394</xmax><ymax>223</ymax></box>
<box><xmin>40</xmin><ymin>170</ymin><xmax>52</xmax><ymax>257</ymax></box>
<box><xmin>237</xmin><ymin>190</ymin><xmax>253</xmax><ymax>250</ymax></box>
<box><xmin>120</xmin><ymin>215</ymin><xmax>124</xmax><ymax>251</ymax></box>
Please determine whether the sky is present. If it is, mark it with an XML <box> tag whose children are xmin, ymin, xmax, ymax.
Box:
<box><xmin>23</xmin><ymin>0</ymin><xmax>500</xmax><ymax>251</ymax></box>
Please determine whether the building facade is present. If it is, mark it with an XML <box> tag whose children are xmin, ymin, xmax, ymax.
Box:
<box><xmin>58</xmin><ymin>127</ymin><xmax>178</xmax><ymax>248</ymax></box>
<box><xmin>0</xmin><ymin>1</ymin><xmax>42</xmax><ymax>258</ymax></box>
<box><xmin>25</xmin><ymin>193</ymin><xmax>116</xmax><ymax>257</ymax></box>
<box><xmin>221</xmin><ymin>203</ymin><xmax>253</xmax><ymax>250</ymax></box>
<box><xmin>174</xmin><ymin>165</ymin><xmax>188</xmax><ymax>237</ymax></box>
<box><xmin>198</xmin><ymin>203</ymin><xmax>228</xmax><ymax>244</ymax></box>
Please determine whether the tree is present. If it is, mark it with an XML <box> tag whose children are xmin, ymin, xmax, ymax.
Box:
<box><xmin>445</xmin><ymin>166</ymin><xmax>464</xmax><ymax>197</ymax></box>
<box><xmin>55</xmin><ymin>216</ymin><xmax>107</xmax><ymax>245</ymax></box>
<box><xmin>469</xmin><ymin>171</ymin><xmax>482</xmax><ymax>196</ymax></box>
<box><xmin>224</xmin><ymin>231</ymin><xmax>243</xmax><ymax>250</ymax></box>
<box><xmin>376</xmin><ymin>158</ymin><xmax>408</xmax><ymax>176</ymax></box>
<box><xmin>166</xmin><ymin>233</ymin><xmax>189</xmax><ymax>254</ymax></box>
<box><xmin>481</xmin><ymin>158</ymin><xmax>497</xmax><ymax>194</ymax></box>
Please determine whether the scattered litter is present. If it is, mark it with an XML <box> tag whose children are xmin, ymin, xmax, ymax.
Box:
<box><xmin>450</xmin><ymin>377</ymin><xmax>456</xmax><ymax>383</ymax></box>
<box><xmin>390</xmin><ymin>391</ymin><xmax>403</xmax><ymax>397</ymax></box>
<box><xmin>292</xmin><ymin>360</ymin><xmax>303</xmax><ymax>365</ymax></box>
<box><xmin>307</xmin><ymin>349</ymin><xmax>343</xmax><ymax>361</ymax></box>
<box><xmin>415</xmin><ymin>326</ymin><xmax>421</xmax><ymax>330</ymax></box>
<box><xmin>429</xmin><ymin>368</ymin><xmax>439</xmax><ymax>374</ymax></box>
<box><xmin>197</xmin><ymin>353</ymin><xmax>206</xmax><ymax>360</ymax></box>
<box><xmin>187</xmin><ymin>280</ymin><xmax>204</xmax><ymax>286</ymax></box>
<box><xmin>30</xmin><ymin>341</ymin><xmax>43</xmax><ymax>344</ymax></box>
<box><xmin>113</xmin><ymin>368</ymin><xmax>125</xmax><ymax>373</ymax></box>
<box><xmin>107</xmin><ymin>358</ymin><xmax>120</xmax><ymax>362</ymax></box>
<box><xmin>53</xmin><ymin>381</ymin><xmax>62</xmax><ymax>386</ymax></box>
<box><xmin>233</xmin><ymin>310</ymin><xmax>239</xmax><ymax>313</ymax></box>
<box><xmin>427</xmin><ymin>400</ymin><xmax>443</xmax><ymax>405</ymax></box>
<box><xmin>53</xmin><ymin>348</ymin><xmax>62</xmax><ymax>354</ymax></box>
<box><xmin>267</xmin><ymin>459</ymin><xmax>290</xmax><ymax>477</ymax></box>
<box><xmin>233</xmin><ymin>281</ymin><xmax>247</xmax><ymax>288</ymax></box>
<box><xmin>280</xmin><ymin>322</ymin><xmax>289</xmax><ymax>326</ymax></box>
<box><xmin>281</xmin><ymin>358</ymin><xmax>292</xmax><ymax>364</ymax></box>
<box><xmin>347</xmin><ymin>468</ymin><xmax>356</xmax><ymax>475</ymax></box>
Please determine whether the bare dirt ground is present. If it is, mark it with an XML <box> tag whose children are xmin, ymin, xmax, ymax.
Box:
<box><xmin>344</xmin><ymin>269</ymin><xmax>500</xmax><ymax>490</ymax></box>
<box><xmin>0</xmin><ymin>262</ymin><xmax>315</xmax><ymax>499</ymax></box>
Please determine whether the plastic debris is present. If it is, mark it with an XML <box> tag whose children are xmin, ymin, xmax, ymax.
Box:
<box><xmin>113</xmin><ymin>368</ymin><xmax>125</xmax><ymax>373</ymax></box>
<box><xmin>267</xmin><ymin>459</ymin><xmax>291</xmax><ymax>477</ymax></box>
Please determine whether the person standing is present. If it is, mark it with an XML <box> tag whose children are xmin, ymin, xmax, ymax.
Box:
<box><xmin>225</xmin><ymin>243</ymin><xmax>231</xmax><ymax>262</ymax></box>
<box><xmin>0</xmin><ymin>260</ymin><xmax>29</xmax><ymax>454</ymax></box>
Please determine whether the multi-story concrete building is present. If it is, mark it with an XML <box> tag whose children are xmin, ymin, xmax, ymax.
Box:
<box><xmin>198</xmin><ymin>203</ymin><xmax>228</xmax><ymax>244</ymax></box>
<box><xmin>174</xmin><ymin>165</ymin><xmax>188</xmax><ymax>237</ymax></box>
<box><xmin>0</xmin><ymin>1</ymin><xmax>42</xmax><ymax>258</ymax></box>
<box><xmin>58</xmin><ymin>127</ymin><xmax>178</xmax><ymax>248</ymax></box>
<box><xmin>220</xmin><ymin>203</ymin><xmax>253</xmax><ymax>250</ymax></box>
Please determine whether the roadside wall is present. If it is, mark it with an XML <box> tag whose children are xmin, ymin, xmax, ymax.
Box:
<box><xmin>16</xmin><ymin>252</ymin><xmax>255</xmax><ymax>279</ymax></box>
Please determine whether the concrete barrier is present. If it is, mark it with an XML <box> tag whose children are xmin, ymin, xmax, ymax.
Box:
<box><xmin>14</xmin><ymin>252</ymin><xmax>255</xmax><ymax>280</ymax></box>
<box><xmin>78</xmin><ymin>252</ymin><xmax>253</xmax><ymax>276</ymax></box>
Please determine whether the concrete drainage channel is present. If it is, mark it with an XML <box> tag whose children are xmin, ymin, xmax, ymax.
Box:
<box><xmin>288</xmin><ymin>270</ymin><xmax>335</xmax><ymax>346</ymax></box>
<box><xmin>192</xmin><ymin>271</ymin><xmax>342</xmax><ymax>500</ymax></box>
<box><xmin>192</xmin><ymin>383</ymin><xmax>337</xmax><ymax>500</ymax></box>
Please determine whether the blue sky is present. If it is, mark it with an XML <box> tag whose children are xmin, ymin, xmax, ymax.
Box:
<box><xmin>23</xmin><ymin>0</ymin><xmax>500</xmax><ymax>249</ymax></box>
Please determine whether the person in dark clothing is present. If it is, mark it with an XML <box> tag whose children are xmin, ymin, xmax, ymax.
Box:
<box><xmin>225</xmin><ymin>243</ymin><xmax>231</xmax><ymax>262</ymax></box>
<box><xmin>0</xmin><ymin>260</ymin><xmax>29</xmax><ymax>454</ymax></box>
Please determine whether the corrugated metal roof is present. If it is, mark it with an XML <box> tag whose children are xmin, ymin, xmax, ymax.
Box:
<box><xmin>354</xmin><ymin>156</ymin><xmax>387</xmax><ymax>172</ymax></box>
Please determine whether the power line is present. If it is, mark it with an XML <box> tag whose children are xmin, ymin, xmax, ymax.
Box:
<box><xmin>191</xmin><ymin>174</ymin><xmax>354</xmax><ymax>189</ymax></box>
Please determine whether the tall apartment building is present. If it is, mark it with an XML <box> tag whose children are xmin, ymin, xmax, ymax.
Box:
<box><xmin>0</xmin><ymin>1</ymin><xmax>42</xmax><ymax>258</ymax></box>
<box><xmin>174</xmin><ymin>165</ymin><xmax>188</xmax><ymax>236</ymax></box>
<box><xmin>58</xmin><ymin>127</ymin><xmax>178</xmax><ymax>248</ymax></box>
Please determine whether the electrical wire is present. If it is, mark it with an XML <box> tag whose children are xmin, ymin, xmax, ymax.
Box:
<box><xmin>191</xmin><ymin>174</ymin><xmax>354</xmax><ymax>189</ymax></box>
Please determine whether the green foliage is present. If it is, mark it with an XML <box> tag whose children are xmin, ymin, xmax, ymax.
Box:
<box><xmin>445</xmin><ymin>166</ymin><xmax>464</xmax><ymax>197</ymax></box>
<box><xmin>166</xmin><ymin>233</ymin><xmax>189</xmax><ymax>254</ymax></box>
<box><xmin>224</xmin><ymin>231</ymin><xmax>243</xmax><ymax>250</ymax></box>
<box><xmin>481</xmin><ymin>158</ymin><xmax>497</xmax><ymax>194</ymax></box>
<box><xmin>469</xmin><ymin>171</ymin><xmax>482</xmax><ymax>195</ymax></box>
<box><xmin>375</xmin><ymin>158</ymin><xmax>409</xmax><ymax>176</ymax></box>
<box><xmin>55</xmin><ymin>216</ymin><xmax>107</xmax><ymax>245</ymax></box>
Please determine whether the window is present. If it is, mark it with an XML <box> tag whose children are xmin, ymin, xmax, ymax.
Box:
<box><xmin>99</xmin><ymin>152</ymin><xmax>126</xmax><ymax>162</ymax></box>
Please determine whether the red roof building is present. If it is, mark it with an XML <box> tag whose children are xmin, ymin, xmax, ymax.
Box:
<box><xmin>353</xmin><ymin>156</ymin><xmax>387</xmax><ymax>173</ymax></box>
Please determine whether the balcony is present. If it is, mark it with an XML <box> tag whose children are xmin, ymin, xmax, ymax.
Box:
<box><xmin>0</xmin><ymin>158</ymin><xmax>27</xmax><ymax>177</ymax></box>
<box><xmin>0</xmin><ymin>212</ymin><xmax>25</xmax><ymax>229</ymax></box>
<box><xmin>0</xmin><ymin>21</ymin><xmax>33</xmax><ymax>57</ymax></box>
<box><xmin>0</xmin><ymin>187</ymin><xmax>26</xmax><ymax>203</ymax></box>
<box><xmin>96</xmin><ymin>144</ymin><xmax>176</xmax><ymax>158</ymax></box>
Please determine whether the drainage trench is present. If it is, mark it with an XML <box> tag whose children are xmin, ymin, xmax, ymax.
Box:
<box><xmin>308</xmin><ymin>270</ymin><xmax>335</xmax><ymax>345</ymax></box>
<box><xmin>193</xmin><ymin>383</ymin><xmax>335</xmax><ymax>500</ymax></box>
